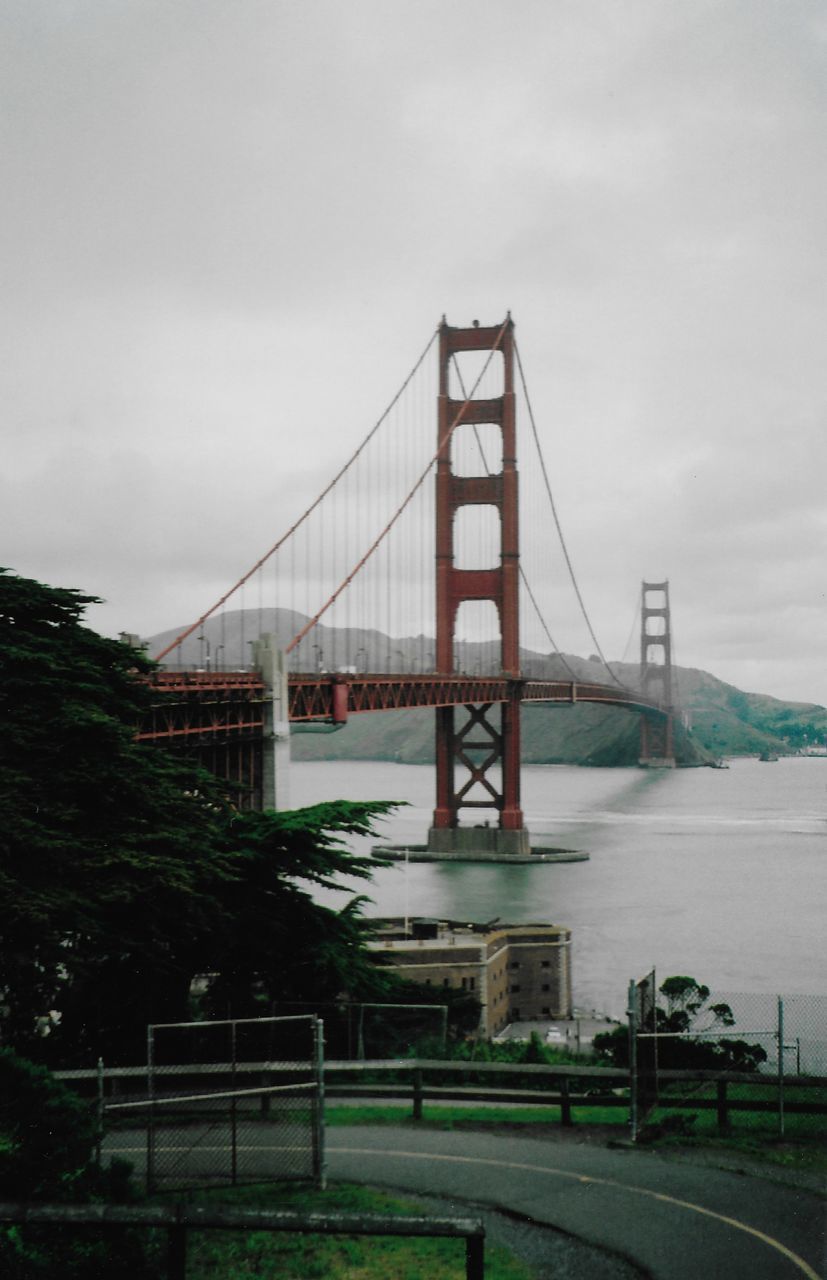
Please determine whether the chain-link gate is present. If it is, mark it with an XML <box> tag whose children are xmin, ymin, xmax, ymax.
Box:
<box><xmin>628</xmin><ymin>983</ymin><xmax>827</xmax><ymax>1141</ymax></box>
<box><xmin>104</xmin><ymin>1015</ymin><xmax>324</xmax><ymax>1191</ymax></box>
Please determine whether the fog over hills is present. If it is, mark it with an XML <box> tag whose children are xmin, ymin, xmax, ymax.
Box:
<box><xmin>145</xmin><ymin>610</ymin><xmax>827</xmax><ymax>766</ymax></box>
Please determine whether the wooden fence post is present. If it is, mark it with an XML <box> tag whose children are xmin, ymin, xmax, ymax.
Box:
<box><xmin>560</xmin><ymin>1076</ymin><xmax>573</xmax><ymax>1127</ymax></box>
<box><xmin>412</xmin><ymin>1068</ymin><xmax>423</xmax><ymax>1121</ymax></box>
<box><xmin>466</xmin><ymin>1231</ymin><xmax>485</xmax><ymax>1280</ymax></box>
<box><xmin>168</xmin><ymin>1224</ymin><xmax>186</xmax><ymax>1280</ymax></box>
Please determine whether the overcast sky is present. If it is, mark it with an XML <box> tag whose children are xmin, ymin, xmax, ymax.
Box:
<box><xmin>3</xmin><ymin>0</ymin><xmax>825</xmax><ymax>706</ymax></box>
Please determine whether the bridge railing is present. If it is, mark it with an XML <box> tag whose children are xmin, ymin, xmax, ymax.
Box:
<box><xmin>139</xmin><ymin>668</ymin><xmax>668</xmax><ymax>736</ymax></box>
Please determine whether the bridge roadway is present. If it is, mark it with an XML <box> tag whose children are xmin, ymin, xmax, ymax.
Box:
<box><xmin>327</xmin><ymin>1123</ymin><xmax>825</xmax><ymax>1280</ymax></box>
<box><xmin>140</xmin><ymin>671</ymin><xmax>665</xmax><ymax>742</ymax></box>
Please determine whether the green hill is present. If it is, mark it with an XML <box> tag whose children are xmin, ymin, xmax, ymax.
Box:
<box><xmin>291</xmin><ymin>701</ymin><xmax>715</xmax><ymax>767</ymax></box>
<box><xmin>145</xmin><ymin>611</ymin><xmax>826</xmax><ymax>766</ymax></box>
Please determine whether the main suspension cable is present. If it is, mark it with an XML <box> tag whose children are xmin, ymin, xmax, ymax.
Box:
<box><xmin>286</xmin><ymin>319</ymin><xmax>510</xmax><ymax>654</ymax></box>
<box><xmin>514</xmin><ymin>339</ymin><xmax>624</xmax><ymax>687</ymax></box>
<box><xmin>450</xmin><ymin>352</ymin><xmax>578</xmax><ymax>682</ymax></box>
<box><xmin>153</xmin><ymin>325</ymin><xmax>440</xmax><ymax>662</ymax></box>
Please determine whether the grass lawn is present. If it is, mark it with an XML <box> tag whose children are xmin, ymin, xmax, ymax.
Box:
<box><xmin>172</xmin><ymin>1182</ymin><xmax>534</xmax><ymax>1280</ymax></box>
<box><xmin>325</xmin><ymin>1102</ymin><xmax>629</xmax><ymax>1128</ymax></box>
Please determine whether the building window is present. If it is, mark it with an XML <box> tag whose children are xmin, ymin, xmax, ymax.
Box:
<box><xmin>511</xmin><ymin>984</ymin><xmax>521</xmax><ymax>994</ymax></box>
<box><xmin>541</xmin><ymin>960</ymin><xmax>550</xmax><ymax>969</ymax></box>
<box><xmin>443</xmin><ymin>978</ymin><xmax>449</xmax><ymax>987</ymax></box>
<box><xmin>542</xmin><ymin>1006</ymin><xmax>551</xmax><ymax>1015</ymax></box>
<box><xmin>509</xmin><ymin>961</ymin><xmax>520</xmax><ymax>970</ymax></box>
<box><xmin>542</xmin><ymin>983</ymin><xmax>550</xmax><ymax>992</ymax></box>
<box><xmin>469</xmin><ymin>977</ymin><xmax>475</xmax><ymax>991</ymax></box>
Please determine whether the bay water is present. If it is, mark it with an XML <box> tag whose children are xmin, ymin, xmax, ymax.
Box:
<box><xmin>289</xmin><ymin>756</ymin><xmax>826</xmax><ymax>1018</ymax></box>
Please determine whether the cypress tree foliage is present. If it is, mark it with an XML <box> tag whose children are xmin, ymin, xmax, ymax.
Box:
<box><xmin>0</xmin><ymin>1050</ymin><xmax>153</xmax><ymax>1277</ymax></box>
<box><xmin>592</xmin><ymin>975</ymin><xmax>768</xmax><ymax>1071</ymax></box>
<box><xmin>0</xmin><ymin>570</ymin><xmax>403</xmax><ymax>1065</ymax></box>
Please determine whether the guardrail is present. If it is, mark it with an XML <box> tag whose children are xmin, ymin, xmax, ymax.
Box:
<box><xmin>324</xmin><ymin>1060</ymin><xmax>827</xmax><ymax>1130</ymax></box>
<box><xmin>0</xmin><ymin>1202</ymin><xmax>485</xmax><ymax>1280</ymax></box>
<box><xmin>56</xmin><ymin>1058</ymin><xmax>827</xmax><ymax>1135</ymax></box>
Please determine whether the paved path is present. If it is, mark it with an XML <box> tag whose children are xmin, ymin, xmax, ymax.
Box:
<box><xmin>327</xmin><ymin>1125</ymin><xmax>825</xmax><ymax>1280</ymax></box>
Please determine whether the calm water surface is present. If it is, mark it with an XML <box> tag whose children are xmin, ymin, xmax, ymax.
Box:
<box><xmin>289</xmin><ymin>757</ymin><xmax>826</xmax><ymax>1017</ymax></box>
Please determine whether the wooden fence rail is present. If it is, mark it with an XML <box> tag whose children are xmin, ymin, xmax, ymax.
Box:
<box><xmin>56</xmin><ymin>1058</ymin><xmax>827</xmax><ymax>1136</ymax></box>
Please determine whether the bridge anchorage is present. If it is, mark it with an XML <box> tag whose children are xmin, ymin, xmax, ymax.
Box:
<box><xmin>145</xmin><ymin>313</ymin><xmax>678</xmax><ymax>850</ymax></box>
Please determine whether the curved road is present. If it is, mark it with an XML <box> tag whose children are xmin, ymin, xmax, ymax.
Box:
<box><xmin>327</xmin><ymin>1125</ymin><xmax>825</xmax><ymax>1280</ymax></box>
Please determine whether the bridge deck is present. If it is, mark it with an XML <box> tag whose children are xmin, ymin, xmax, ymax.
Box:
<box><xmin>138</xmin><ymin>671</ymin><xmax>664</xmax><ymax>742</ymax></box>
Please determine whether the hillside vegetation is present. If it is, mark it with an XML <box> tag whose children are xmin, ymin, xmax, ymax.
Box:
<box><xmin>147</xmin><ymin>610</ymin><xmax>826</xmax><ymax>766</ymax></box>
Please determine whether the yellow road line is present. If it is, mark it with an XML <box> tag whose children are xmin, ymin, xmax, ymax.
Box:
<box><xmin>331</xmin><ymin>1145</ymin><xmax>821</xmax><ymax>1280</ymax></box>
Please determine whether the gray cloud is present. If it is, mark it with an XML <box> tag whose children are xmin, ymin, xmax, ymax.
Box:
<box><xmin>3</xmin><ymin>0</ymin><xmax>825</xmax><ymax>706</ymax></box>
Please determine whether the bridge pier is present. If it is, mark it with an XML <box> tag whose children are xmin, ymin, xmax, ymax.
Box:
<box><xmin>253</xmin><ymin>634</ymin><xmax>291</xmax><ymax>811</ymax></box>
<box><xmin>427</xmin><ymin>825</ymin><xmax>531</xmax><ymax>857</ymax></box>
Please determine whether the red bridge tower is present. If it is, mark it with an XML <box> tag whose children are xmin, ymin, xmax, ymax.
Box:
<box><xmin>639</xmin><ymin>580</ymin><xmax>676</xmax><ymax>767</ymax></box>
<box><xmin>427</xmin><ymin>316</ymin><xmax>530</xmax><ymax>856</ymax></box>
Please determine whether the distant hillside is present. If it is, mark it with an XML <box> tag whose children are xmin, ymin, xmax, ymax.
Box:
<box><xmin>145</xmin><ymin>610</ymin><xmax>827</xmax><ymax>766</ymax></box>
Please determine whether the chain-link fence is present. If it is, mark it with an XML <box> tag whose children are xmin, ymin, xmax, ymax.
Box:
<box><xmin>103</xmin><ymin>1015</ymin><xmax>324</xmax><ymax>1192</ymax></box>
<box><xmin>628</xmin><ymin>982</ymin><xmax>827</xmax><ymax>1142</ymax></box>
<box><xmin>266</xmin><ymin>1001</ymin><xmax>449</xmax><ymax>1059</ymax></box>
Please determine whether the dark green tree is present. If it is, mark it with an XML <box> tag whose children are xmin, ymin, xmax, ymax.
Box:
<box><xmin>593</xmin><ymin>975</ymin><xmax>768</xmax><ymax>1071</ymax></box>
<box><xmin>0</xmin><ymin>1050</ymin><xmax>152</xmax><ymax>1277</ymax></box>
<box><xmin>0</xmin><ymin>570</ymin><xmax>406</xmax><ymax>1065</ymax></box>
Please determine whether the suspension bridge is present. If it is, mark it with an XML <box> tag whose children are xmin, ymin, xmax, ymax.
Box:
<box><xmin>140</xmin><ymin>315</ymin><xmax>677</xmax><ymax>857</ymax></box>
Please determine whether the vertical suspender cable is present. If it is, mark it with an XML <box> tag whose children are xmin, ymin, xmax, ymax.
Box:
<box><xmin>450</xmin><ymin>353</ymin><xmax>576</xmax><ymax>680</ymax></box>
<box><xmin>514</xmin><ymin>339</ymin><xmax>623</xmax><ymax>687</ymax></box>
<box><xmin>153</xmin><ymin>327</ymin><xmax>439</xmax><ymax>663</ymax></box>
<box><xmin>286</xmin><ymin>320</ymin><xmax>510</xmax><ymax>655</ymax></box>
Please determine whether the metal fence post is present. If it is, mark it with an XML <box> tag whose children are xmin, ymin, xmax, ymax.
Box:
<box><xmin>777</xmin><ymin>995</ymin><xmax>785</xmax><ymax>1139</ymax></box>
<box><xmin>230</xmin><ymin>1019</ymin><xmax>238</xmax><ymax>1186</ymax></box>
<box><xmin>146</xmin><ymin>1025</ymin><xmax>155</xmax><ymax>1193</ymax></box>
<box><xmin>314</xmin><ymin>1017</ymin><xmax>327</xmax><ymax>1190</ymax></box>
<box><xmin>627</xmin><ymin>979</ymin><xmax>638</xmax><ymax>1142</ymax></box>
<box><xmin>95</xmin><ymin>1057</ymin><xmax>105</xmax><ymax>1167</ymax></box>
<box><xmin>357</xmin><ymin>1004</ymin><xmax>365</xmax><ymax>1060</ymax></box>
